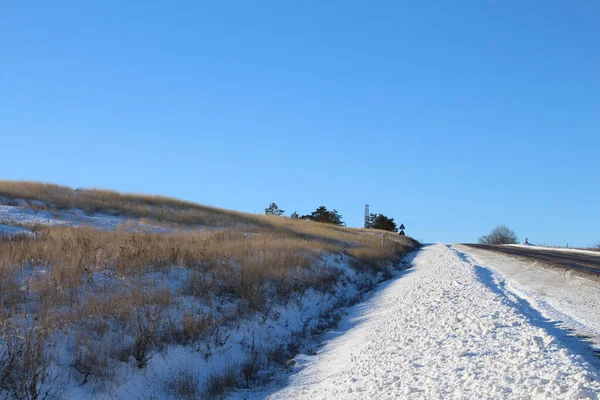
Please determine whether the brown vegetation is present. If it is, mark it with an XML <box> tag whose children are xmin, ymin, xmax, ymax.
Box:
<box><xmin>0</xmin><ymin>181</ymin><xmax>419</xmax><ymax>398</ymax></box>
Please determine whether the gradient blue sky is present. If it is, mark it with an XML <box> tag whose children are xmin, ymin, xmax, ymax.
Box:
<box><xmin>1</xmin><ymin>1</ymin><xmax>598</xmax><ymax>246</ymax></box>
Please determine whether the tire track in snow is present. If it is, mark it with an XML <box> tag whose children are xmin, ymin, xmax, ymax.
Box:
<box><xmin>456</xmin><ymin>244</ymin><xmax>600</xmax><ymax>355</ymax></box>
<box><xmin>451</xmin><ymin>246</ymin><xmax>600</xmax><ymax>367</ymax></box>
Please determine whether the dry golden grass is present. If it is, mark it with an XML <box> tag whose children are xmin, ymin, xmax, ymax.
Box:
<box><xmin>0</xmin><ymin>180</ymin><xmax>259</xmax><ymax>227</ymax></box>
<box><xmin>0</xmin><ymin>180</ymin><xmax>415</xmax><ymax>254</ymax></box>
<box><xmin>0</xmin><ymin>226</ymin><xmax>416</xmax><ymax>314</ymax></box>
<box><xmin>0</xmin><ymin>181</ymin><xmax>419</xmax><ymax>319</ymax></box>
<box><xmin>0</xmin><ymin>181</ymin><xmax>420</xmax><ymax>397</ymax></box>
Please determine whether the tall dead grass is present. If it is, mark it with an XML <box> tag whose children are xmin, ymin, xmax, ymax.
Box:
<box><xmin>0</xmin><ymin>226</ymin><xmax>416</xmax><ymax>316</ymax></box>
<box><xmin>0</xmin><ymin>180</ymin><xmax>264</xmax><ymax>228</ymax></box>
<box><xmin>0</xmin><ymin>181</ymin><xmax>420</xmax><ymax>397</ymax></box>
<box><xmin>0</xmin><ymin>181</ymin><xmax>407</xmax><ymax>247</ymax></box>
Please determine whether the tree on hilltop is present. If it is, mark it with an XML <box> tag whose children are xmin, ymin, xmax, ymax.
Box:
<box><xmin>365</xmin><ymin>213</ymin><xmax>398</xmax><ymax>232</ymax></box>
<box><xmin>303</xmin><ymin>206</ymin><xmax>344</xmax><ymax>226</ymax></box>
<box><xmin>478</xmin><ymin>225</ymin><xmax>518</xmax><ymax>245</ymax></box>
<box><xmin>265</xmin><ymin>202</ymin><xmax>285</xmax><ymax>216</ymax></box>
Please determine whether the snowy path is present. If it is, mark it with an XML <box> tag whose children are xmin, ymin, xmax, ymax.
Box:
<box><xmin>266</xmin><ymin>244</ymin><xmax>600</xmax><ymax>399</ymax></box>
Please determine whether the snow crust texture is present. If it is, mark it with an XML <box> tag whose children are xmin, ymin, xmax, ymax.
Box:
<box><xmin>455</xmin><ymin>244</ymin><xmax>600</xmax><ymax>350</ymax></box>
<box><xmin>267</xmin><ymin>244</ymin><xmax>600</xmax><ymax>399</ymax></box>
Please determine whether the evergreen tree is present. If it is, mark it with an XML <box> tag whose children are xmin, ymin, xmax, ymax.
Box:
<box><xmin>303</xmin><ymin>206</ymin><xmax>344</xmax><ymax>225</ymax></box>
<box><xmin>366</xmin><ymin>213</ymin><xmax>398</xmax><ymax>232</ymax></box>
<box><xmin>364</xmin><ymin>213</ymin><xmax>377</xmax><ymax>228</ymax></box>
<box><xmin>265</xmin><ymin>202</ymin><xmax>285</xmax><ymax>216</ymax></box>
<box><xmin>290</xmin><ymin>211</ymin><xmax>300</xmax><ymax>219</ymax></box>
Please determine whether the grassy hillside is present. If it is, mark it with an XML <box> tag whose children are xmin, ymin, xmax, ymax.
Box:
<box><xmin>0</xmin><ymin>180</ymin><xmax>407</xmax><ymax>244</ymax></box>
<box><xmin>0</xmin><ymin>181</ymin><xmax>419</xmax><ymax>399</ymax></box>
<box><xmin>0</xmin><ymin>180</ymin><xmax>264</xmax><ymax>228</ymax></box>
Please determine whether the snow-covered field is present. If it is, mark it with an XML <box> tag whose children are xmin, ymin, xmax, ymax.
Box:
<box><xmin>247</xmin><ymin>244</ymin><xmax>600</xmax><ymax>399</ymax></box>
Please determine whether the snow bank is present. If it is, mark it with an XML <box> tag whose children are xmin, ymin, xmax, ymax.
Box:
<box><xmin>505</xmin><ymin>244</ymin><xmax>600</xmax><ymax>257</ymax></box>
<box><xmin>457</xmin><ymin>244</ymin><xmax>600</xmax><ymax>349</ymax></box>
<box><xmin>257</xmin><ymin>244</ymin><xmax>600</xmax><ymax>399</ymax></box>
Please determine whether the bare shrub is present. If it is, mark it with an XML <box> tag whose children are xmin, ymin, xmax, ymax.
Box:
<box><xmin>240</xmin><ymin>340</ymin><xmax>264</xmax><ymax>387</ymax></box>
<box><xmin>267</xmin><ymin>343</ymin><xmax>290</xmax><ymax>367</ymax></box>
<box><xmin>184</xmin><ymin>271</ymin><xmax>212</xmax><ymax>299</ymax></box>
<box><xmin>130</xmin><ymin>306</ymin><xmax>165</xmax><ymax>369</ymax></box>
<box><xmin>0</xmin><ymin>262</ymin><xmax>23</xmax><ymax>311</ymax></box>
<box><xmin>180</xmin><ymin>313</ymin><xmax>212</xmax><ymax>344</ymax></box>
<box><xmin>478</xmin><ymin>225</ymin><xmax>519</xmax><ymax>245</ymax></box>
<box><xmin>71</xmin><ymin>332</ymin><xmax>117</xmax><ymax>386</ymax></box>
<box><xmin>165</xmin><ymin>368</ymin><xmax>201</xmax><ymax>400</ymax></box>
<box><xmin>79</xmin><ymin>291</ymin><xmax>133</xmax><ymax>326</ymax></box>
<box><xmin>162</xmin><ymin>312</ymin><xmax>213</xmax><ymax>347</ymax></box>
<box><xmin>200</xmin><ymin>322</ymin><xmax>232</xmax><ymax>361</ymax></box>
<box><xmin>203</xmin><ymin>365</ymin><xmax>239</xmax><ymax>398</ymax></box>
<box><xmin>0</xmin><ymin>323</ymin><xmax>58</xmax><ymax>400</ymax></box>
<box><xmin>238</xmin><ymin>268</ymin><xmax>269</xmax><ymax>313</ymax></box>
<box><xmin>311</xmin><ymin>264</ymin><xmax>343</xmax><ymax>295</ymax></box>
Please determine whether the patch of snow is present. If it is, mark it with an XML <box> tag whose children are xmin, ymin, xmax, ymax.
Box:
<box><xmin>0</xmin><ymin>223</ymin><xmax>33</xmax><ymax>238</ymax></box>
<box><xmin>0</xmin><ymin>204</ymin><xmax>196</xmax><ymax>233</ymax></box>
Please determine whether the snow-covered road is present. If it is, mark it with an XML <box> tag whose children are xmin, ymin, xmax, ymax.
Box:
<box><xmin>265</xmin><ymin>244</ymin><xmax>600</xmax><ymax>399</ymax></box>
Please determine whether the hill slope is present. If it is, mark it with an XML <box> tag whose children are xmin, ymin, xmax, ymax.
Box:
<box><xmin>0</xmin><ymin>181</ymin><xmax>419</xmax><ymax>399</ymax></box>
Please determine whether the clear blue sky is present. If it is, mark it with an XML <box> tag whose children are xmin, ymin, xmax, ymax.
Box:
<box><xmin>2</xmin><ymin>1</ymin><xmax>598</xmax><ymax>246</ymax></box>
